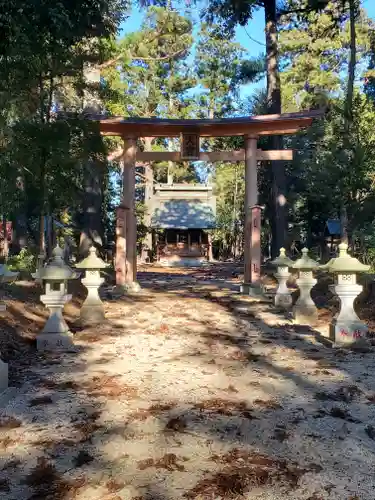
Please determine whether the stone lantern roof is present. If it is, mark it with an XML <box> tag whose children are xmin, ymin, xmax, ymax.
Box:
<box><xmin>0</xmin><ymin>264</ymin><xmax>19</xmax><ymax>283</ymax></box>
<box><xmin>292</xmin><ymin>248</ymin><xmax>318</xmax><ymax>270</ymax></box>
<box><xmin>75</xmin><ymin>246</ymin><xmax>108</xmax><ymax>270</ymax></box>
<box><xmin>326</xmin><ymin>243</ymin><xmax>370</xmax><ymax>273</ymax></box>
<box><xmin>39</xmin><ymin>246</ymin><xmax>75</xmax><ymax>281</ymax></box>
<box><xmin>271</xmin><ymin>248</ymin><xmax>294</xmax><ymax>267</ymax></box>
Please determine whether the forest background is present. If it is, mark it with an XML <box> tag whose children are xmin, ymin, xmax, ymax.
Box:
<box><xmin>1</xmin><ymin>0</ymin><xmax>375</xmax><ymax>269</ymax></box>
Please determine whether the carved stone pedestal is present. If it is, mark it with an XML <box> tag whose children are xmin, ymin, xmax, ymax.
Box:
<box><xmin>292</xmin><ymin>248</ymin><xmax>318</xmax><ymax>324</ymax></box>
<box><xmin>80</xmin><ymin>271</ymin><xmax>105</xmax><ymax>324</ymax></box>
<box><xmin>271</xmin><ymin>248</ymin><xmax>294</xmax><ymax>310</ymax></box>
<box><xmin>330</xmin><ymin>280</ymin><xmax>368</xmax><ymax>345</ymax></box>
<box><xmin>294</xmin><ymin>270</ymin><xmax>318</xmax><ymax>323</ymax></box>
<box><xmin>75</xmin><ymin>246</ymin><xmax>108</xmax><ymax>326</ymax></box>
<box><xmin>38</xmin><ymin>287</ymin><xmax>73</xmax><ymax>351</ymax></box>
<box><xmin>325</xmin><ymin>243</ymin><xmax>370</xmax><ymax>346</ymax></box>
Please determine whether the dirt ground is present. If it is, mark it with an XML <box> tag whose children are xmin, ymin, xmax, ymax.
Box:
<box><xmin>0</xmin><ymin>264</ymin><xmax>375</xmax><ymax>500</ymax></box>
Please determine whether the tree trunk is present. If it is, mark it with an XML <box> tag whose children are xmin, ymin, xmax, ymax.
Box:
<box><xmin>341</xmin><ymin>0</ymin><xmax>358</xmax><ymax>245</ymax></box>
<box><xmin>264</xmin><ymin>0</ymin><xmax>285</xmax><ymax>258</ymax></box>
<box><xmin>1</xmin><ymin>214</ymin><xmax>8</xmax><ymax>261</ymax></box>
<box><xmin>79</xmin><ymin>161</ymin><xmax>104</xmax><ymax>257</ymax></box>
<box><xmin>340</xmin><ymin>205</ymin><xmax>348</xmax><ymax>245</ymax></box>
<box><xmin>207</xmin><ymin>232</ymin><xmax>213</xmax><ymax>261</ymax></box>
<box><xmin>39</xmin><ymin>214</ymin><xmax>46</xmax><ymax>257</ymax></box>
<box><xmin>346</xmin><ymin>0</ymin><xmax>357</xmax><ymax>123</ymax></box>
<box><xmin>232</xmin><ymin>163</ymin><xmax>238</xmax><ymax>258</ymax></box>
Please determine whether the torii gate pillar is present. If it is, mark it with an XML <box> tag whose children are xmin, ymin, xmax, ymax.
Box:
<box><xmin>241</xmin><ymin>135</ymin><xmax>262</xmax><ymax>296</ymax></box>
<box><xmin>115</xmin><ymin>136</ymin><xmax>140</xmax><ymax>292</ymax></box>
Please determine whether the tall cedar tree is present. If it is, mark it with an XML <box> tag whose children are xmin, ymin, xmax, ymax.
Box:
<box><xmin>203</xmin><ymin>0</ymin><xmax>330</xmax><ymax>256</ymax></box>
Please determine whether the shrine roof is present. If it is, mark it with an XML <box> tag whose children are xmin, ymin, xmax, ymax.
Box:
<box><xmin>154</xmin><ymin>183</ymin><xmax>213</xmax><ymax>192</ymax></box>
<box><xmin>151</xmin><ymin>199</ymin><xmax>216</xmax><ymax>229</ymax></box>
<box><xmin>97</xmin><ymin>109</ymin><xmax>324</xmax><ymax>137</ymax></box>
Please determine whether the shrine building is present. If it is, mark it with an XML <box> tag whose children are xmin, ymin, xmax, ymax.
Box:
<box><xmin>150</xmin><ymin>182</ymin><xmax>216</xmax><ymax>266</ymax></box>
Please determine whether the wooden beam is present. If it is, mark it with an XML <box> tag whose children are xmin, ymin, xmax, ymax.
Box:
<box><xmin>257</xmin><ymin>150</ymin><xmax>293</xmax><ymax>161</ymax></box>
<box><xmin>135</xmin><ymin>149</ymin><xmax>293</xmax><ymax>163</ymax></box>
<box><xmin>98</xmin><ymin>111</ymin><xmax>323</xmax><ymax>138</ymax></box>
<box><xmin>101</xmin><ymin>122</ymin><xmax>309</xmax><ymax>137</ymax></box>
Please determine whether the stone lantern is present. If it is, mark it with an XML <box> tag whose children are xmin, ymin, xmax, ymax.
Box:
<box><xmin>326</xmin><ymin>242</ymin><xmax>370</xmax><ymax>345</ymax></box>
<box><xmin>0</xmin><ymin>264</ymin><xmax>19</xmax><ymax>312</ymax></box>
<box><xmin>292</xmin><ymin>248</ymin><xmax>319</xmax><ymax>324</ymax></box>
<box><xmin>75</xmin><ymin>246</ymin><xmax>109</xmax><ymax>325</ymax></box>
<box><xmin>36</xmin><ymin>245</ymin><xmax>75</xmax><ymax>351</ymax></box>
<box><xmin>271</xmin><ymin>248</ymin><xmax>294</xmax><ymax>309</ymax></box>
<box><xmin>33</xmin><ymin>254</ymin><xmax>46</xmax><ymax>284</ymax></box>
<box><xmin>0</xmin><ymin>265</ymin><xmax>13</xmax><ymax>389</ymax></box>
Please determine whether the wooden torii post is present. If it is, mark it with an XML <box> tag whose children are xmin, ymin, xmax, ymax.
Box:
<box><xmin>100</xmin><ymin>111</ymin><xmax>321</xmax><ymax>294</ymax></box>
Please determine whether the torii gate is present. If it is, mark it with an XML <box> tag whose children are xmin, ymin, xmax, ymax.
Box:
<box><xmin>99</xmin><ymin>111</ymin><xmax>320</xmax><ymax>294</ymax></box>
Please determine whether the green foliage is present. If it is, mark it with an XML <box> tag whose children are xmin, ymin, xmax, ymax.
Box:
<box><xmin>0</xmin><ymin>0</ymin><xmax>124</xmax><ymax>252</ymax></box>
<box><xmin>212</xmin><ymin>162</ymin><xmax>245</xmax><ymax>257</ymax></box>
<box><xmin>364</xmin><ymin>29</ymin><xmax>375</xmax><ymax>103</ymax></box>
<box><xmin>101</xmin><ymin>6</ymin><xmax>194</xmax><ymax>118</ymax></box>
<box><xmin>285</xmin><ymin>91</ymin><xmax>375</xmax><ymax>252</ymax></box>
<box><xmin>279</xmin><ymin>3</ymin><xmax>373</xmax><ymax>111</ymax></box>
<box><xmin>195</xmin><ymin>24</ymin><xmax>245</xmax><ymax>118</ymax></box>
<box><xmin>7</xmin><ymin>248</ymin><xmax>36</xmax><ymax>272</ymax></box>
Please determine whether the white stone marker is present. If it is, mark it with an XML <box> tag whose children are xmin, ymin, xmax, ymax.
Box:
<box><xmin>36</xmin><ymin>245</ymin><xmax>75</xmax><ymax>351</ymax></box>
<box><xmin>75</xmin><ymin>246</ymin><xmax>109</xmax><ymax>325</ymax></box>
<box><xmin>271</xmin><ymin>248</ymin><xmax>294</xmax><ymax>309</ymax></box>
<box><xmin>292</xmin><ymin>248</ymin><xmax>319</xmax><ymax>324</ymax></box>
<box><xmin>326</xmin><ymin>243</ymin><xmax>370</xmax><ymax>346</ymax></box>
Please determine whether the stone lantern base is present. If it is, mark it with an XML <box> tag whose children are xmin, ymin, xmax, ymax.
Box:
<box><xmin>37</xmin><ymin>332</ymin><xmax>74</xmax><ymax>351</ymax></box>
<box><xmin>274</xmin><ymin>293</ymin><xmax>293</xmax><ymax>310</ymax></box>
<box><xmin>294</xmin><ymin>305</ymin><xmax>318</xmax><ymax>325</ymax></box>
<box><xmin>293</xmin><ymin>273</ymin><xmax>318</xmax><ymax>325</ymax></box>
<box><xmin>329</xmin><ymin>284</ymin><xmax>369</xmax><ymax>346</ymax></box>
<box><xmin>330</xmin><ymin>319</ymin><xmax>368</xmax><ymax>346</ymax></box>
<box><xmin>80</xmin><ymin>304</ymin><xmax>106</xmax><ymax>326</ymax></box>
<box><xmin>79</xmin><ymin>271</ymin><xmax>106</xmax><ymax>326</ymax></box>
<box><xmin>37</xmin><ymin>292</ymin><xmax>74</xmax><ymax>351</ymax></box>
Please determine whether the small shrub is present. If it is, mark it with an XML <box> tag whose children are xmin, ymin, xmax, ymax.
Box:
<box><xmin>7</xmin><ymin>248</ymin><xmax>36</xmax><ymax>273</ymax></box>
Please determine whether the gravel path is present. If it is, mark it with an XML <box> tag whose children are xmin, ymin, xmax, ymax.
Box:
<box><xmin>0</xmin><ymin>272</ymin><xmax>375</xmax><ymax>500</ymax></box>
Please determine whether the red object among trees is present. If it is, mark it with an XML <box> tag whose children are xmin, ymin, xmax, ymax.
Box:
<box><xmin>0</xmin><ymin>221</ymin><xmax>12</xmax><ymax>241</ymax></box>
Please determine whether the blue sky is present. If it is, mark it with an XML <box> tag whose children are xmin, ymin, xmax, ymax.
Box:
<box><xmin>120</xmin><ymin>1</ymin><xmax>375</xmax><ymax>101</ymax></box>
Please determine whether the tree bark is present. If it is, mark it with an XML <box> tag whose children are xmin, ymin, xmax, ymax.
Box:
<box><xmin>1</xmin><ymin>215</ymin><xmax>8</xmax><ymax>261</ymax></box>
<box><xmin>341</xmin><ymin>0</ymin><xmax>358</xmax><ymax>245</ymax></box>
<box><xmin>232</xmin><ymin>163</ymin><xmax>238</xmax><ymax>258</ymax></box>
<box><xmin>264</xmin><ymin>0</ymin><xmax>285</xmax><ymax>259</ymax></box>
<box><xmin>79</xmin><ymin>161</ymin><xmax>104</xmax><ymax>257</ymax></box>
<box><xmin>346</xmin><ymin>0</ymin><xmax>357</xmax><ymax>123</ymax></box>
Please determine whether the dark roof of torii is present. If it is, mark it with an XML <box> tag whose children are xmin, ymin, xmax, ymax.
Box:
<box><xmin>97</xmin><ymin>109</ymin><xmax>324</xmax><ymax>137</ymax></box>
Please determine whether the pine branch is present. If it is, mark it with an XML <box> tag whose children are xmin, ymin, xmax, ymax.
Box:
<box><xmin>97</xmin><ymin>47</ymin><xmax>188</xmax><ymax>70</ymax></box>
